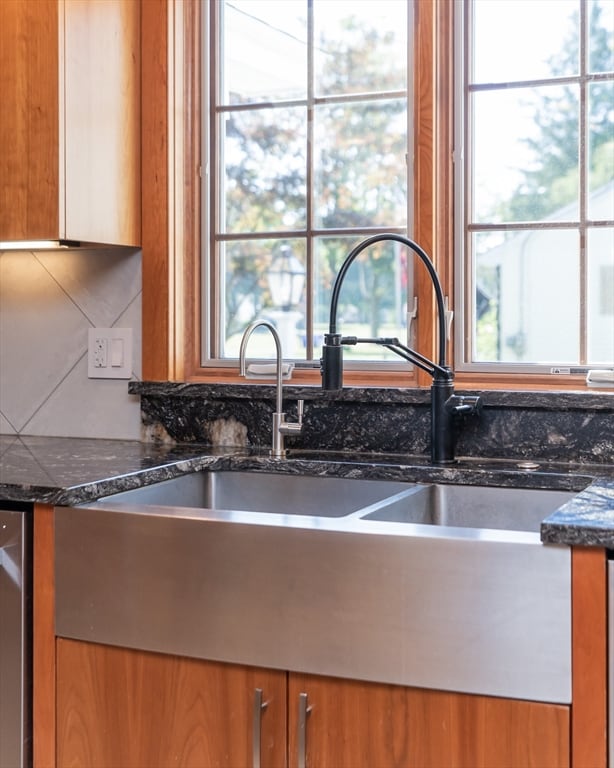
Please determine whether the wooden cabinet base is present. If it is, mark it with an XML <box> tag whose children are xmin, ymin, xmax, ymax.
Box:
<box><xmin>56</xmin><ymin>640</ymin><xmax>569</xmax><ymax>768</ymax></box>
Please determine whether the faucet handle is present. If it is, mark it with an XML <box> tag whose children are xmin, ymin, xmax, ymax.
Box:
<box><xmin>446</xmin><ymin>394</ymin><xmax>482</xmax><ymax>417</ymax></box>
<box><xmin>278</xmin><ymin>400</ymin><xmax>304</xmax><ymax>437</ymax></box>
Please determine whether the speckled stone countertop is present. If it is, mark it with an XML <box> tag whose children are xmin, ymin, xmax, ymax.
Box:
<box><xmin>0</xmin><ymin>435</ymin><xmax>234</xmax><ymax>506</ymax></box>
<box><xmin>540</xmin><ymin>478</ymin><xmax>614</xmax><ymax>547</ymax></box>
<box><xmin>1</xmin><ymin>433</ymin><xmax>613</xmax><ymax>547</ymax></box>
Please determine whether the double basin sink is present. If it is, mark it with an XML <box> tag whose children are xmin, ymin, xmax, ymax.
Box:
<box><xmin>92</xmin><ymin>469</ymin><xmax>575</xmax><ymax>534</ymax></box>
<box><xmin>55</xmin><ymin>468</ymin><xmax>578</xmax><ymax>705</ymax></box>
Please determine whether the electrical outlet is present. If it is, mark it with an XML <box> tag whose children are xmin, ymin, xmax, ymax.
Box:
<box><xmin>92</xmin><ymin>337</ymin><xmax>107</xmax><ymax>368</ymax></box>
<box><xmin>88</xmin><ymin>328</ymin><xmax>132</xmax><ymax>379</ymax></box>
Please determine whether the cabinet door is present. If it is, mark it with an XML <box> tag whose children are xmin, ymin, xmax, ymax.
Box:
<box><xmin>57</xmin><ymin>639</ymin><xmax>287</xmax><ymax>768</ymax></box>
<box><xmin>288</xmin><ymin>673</ymin><xmax>570</xmax><ymax>768</ymax></box>
<box><xmin>0</xmin><ymin>0</ymin><xmax>60</xmax><ymax>240</ymax></box>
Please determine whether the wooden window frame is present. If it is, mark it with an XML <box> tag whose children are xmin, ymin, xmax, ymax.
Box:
<box><xmin>141</xmin><ymin>0</ymin><xmax>590</xmax><ymax>391</ymax></box>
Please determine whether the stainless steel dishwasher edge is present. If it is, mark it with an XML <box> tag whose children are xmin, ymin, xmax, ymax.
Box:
<box><xmin>0</xmin><ymin>503</ymin><xmax>31</xmax><ymax>768</ymax></box>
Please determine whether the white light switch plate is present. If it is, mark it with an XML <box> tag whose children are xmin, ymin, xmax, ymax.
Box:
<box><xmin>88</xmin><ymin>328</ymin><xmax>132</xmax><ymax>379</ymax></box>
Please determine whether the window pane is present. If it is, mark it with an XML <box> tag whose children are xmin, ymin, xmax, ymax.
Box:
<box><xmin>222</xmin><ymin>0</ymin><xmax>307</xmax><ymax>104</ymax></box>
<box><xmin>588</xmin><ymin>81</ymin><xmax>614</xmax><ymax>219</ymax></box>
<box><xmin>313</xmin><ymin>99</ymin><xmax>407</xmax><ymax>229</ymax></box>
<box><xmin>314</xmin><ymin>0</ymin><xmax>407</xmax><ymax>97</ymax></box>
<box><xmin>208</xmin><ymin>1</ymin><xmax>411</xmax><ymax>367</ymax></box>
<box><xmin>588</xmin><ymin>0</ymin><xmax>614</xmax><ymax>74</ymax></box>
<box><xmin>460</xmin><ymin>0</ymin><xmax>613</xmax><ymax>372</ymax></box>
<box><xmin>473</xmin><ymin>230</ymin><xmax>580</xmax><ymax>363</ymax></box>
<box><xmin>471</xmin><ymin>85</ymin><xmax>579</xmax><ymax>223</ymax></box>
<box><xmin>313</xmin><ymin>236</ymin><xmax>358</xmax><ymax>344</ymax></box>
<box><xmin>472</xmin><ymin>0</ymin><xmax>578</xmax><ymax>83</ymax></box>
<box><xmin>221</xmin><ymin>239</ymin><xmax>307</xmax><ymax>359</ymax></box>
<box><xmin>222</xmin><ymin>107</ymin><xmax>307</xmax><ymax>233</ymax></box>
<box><xmin>587</xmin><ymin>227</ymin><xmax>614</xmax><ymax>363</ymax></box>
<box><xmin>314</xmin><ymin>236</ymin><xmax>409</xmax><ymax>362</ymax></box>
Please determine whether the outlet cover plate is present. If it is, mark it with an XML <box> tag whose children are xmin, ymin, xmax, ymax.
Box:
<box><xmin>88</xmin><ymin>328</ymin><xmax>132</xmax><ymax>379</ymax></box>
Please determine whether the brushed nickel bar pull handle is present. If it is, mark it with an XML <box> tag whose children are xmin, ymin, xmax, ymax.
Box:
<box><xmin>252</xmin><ymin>688</ymin><xmax>268</xmax><ymax>768</ymax></box>
<box><xmin>298</xmin><ymin>692</ymin><xmax>312</xmax><ymax>768</ymax></box>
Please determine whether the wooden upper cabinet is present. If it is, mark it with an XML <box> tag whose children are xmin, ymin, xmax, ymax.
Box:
<box><xmin>0</xmin><ymin>0</ymin><xmax>140</xmax><ymax>246</ymax></box>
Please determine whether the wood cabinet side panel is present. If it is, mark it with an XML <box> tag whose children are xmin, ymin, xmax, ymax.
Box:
<box><xmin>0</xmin><ymin>0</ymin><xmax>59</xmax><ymax>240</ymax></box>
<box><xmin>63</xmin><ymin>0</ymin><xmax>141</xmax><ymax>245</ymax></box>
<box><xmin>33</xmin><ymin>504</ymin><xmax>56</xmax><ymax>768</ymax></box>
<box><xmin>572</xmin><ymin>546</ymin><xmax>607</xmax><ymax>768</ymax></box>
<box><xmin>142</xmin><ymin>0</ymin><xmax>171</xmax><ymax>379</ymax></box>
<box><xmin>56</xmin><ymin>641</ymin><xmax>287</xmax><ymax>768</ymax></box>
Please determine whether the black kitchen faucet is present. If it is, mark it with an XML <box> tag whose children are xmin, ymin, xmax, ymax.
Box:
<box><xmin>320</xmin><ymin>233</ymin><xmax>481</xmax><ymax>464</ymax></box>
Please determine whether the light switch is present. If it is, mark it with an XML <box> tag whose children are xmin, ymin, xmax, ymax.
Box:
<box><xmin>110</xmin><ymin>337</ymin><xmax>124</xmax><ymax>367</ymax></box>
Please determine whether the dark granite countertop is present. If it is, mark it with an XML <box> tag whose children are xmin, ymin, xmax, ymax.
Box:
<box><xmin>1</xmin><ymin>434</ymin><xmax>613</xmax><ymax>547</ymax></box>
<box><xmin>0</xmin><ymin>435</ymin><xmax>234</xmax><ymax>506</ymax></box>
<box><xmin>540</xmin><ymin>478</ymin><xmax>614</xmax><ymax>547</ymax></box>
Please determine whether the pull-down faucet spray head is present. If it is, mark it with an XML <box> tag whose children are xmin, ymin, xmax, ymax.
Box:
<box><xmin>322</xmin><ymin>233</ymin><xmax>451</xmax><ymax>387</ymax></box>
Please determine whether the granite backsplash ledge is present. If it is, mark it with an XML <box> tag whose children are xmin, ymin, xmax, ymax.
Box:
<box><xmin>129</xmin><ymin>382</ymin><xmax>614</xmax><ymax>465</ymax></box>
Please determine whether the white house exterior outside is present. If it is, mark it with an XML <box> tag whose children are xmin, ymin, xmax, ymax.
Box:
<box><xmin>477</xmin><ymin>181</ymin><xmax>614</xmax><ymax>366</ymax></box>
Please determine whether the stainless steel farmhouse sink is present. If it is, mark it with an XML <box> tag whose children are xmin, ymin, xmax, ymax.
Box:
<box><xmin>97</xmin><ymin>470</ymin><xmax>417</xmax><ymax>518</ymax></box>
<box><xmin>95</xmin><ymin>471</ymin><xmax>576</xmax><ymax>531</ymax></box>
<box><xmin>361</xmin><ymin>483</ymin><xmax>576</xmax><ymax>532</ymax></box>
<box><xmin>55</xmin><ymin>468</ymin><xmax>576</xmax><ymax>707</ymax></box>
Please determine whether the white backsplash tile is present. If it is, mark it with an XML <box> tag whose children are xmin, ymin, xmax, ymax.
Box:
<box><xmin>0</xmin><ymin>247</ymin><xmax>142</xmax><ymax>439</ymax></box>
<box><xmin>0</xmin><ymin>252</ymin><xmax>88</xmax><ymax>430</ymax></box>
<box><xmin>0</xmin><ymin>412</ymin><xmax>16</xmax><ymax>434</ymax></box>
<box><xmin>36</xmin><ymin>247</ymin><xmax>141</xmax><ymax>328</ymax></box>
<box><xmin>23</xmin><ymin>356</ymin><xmax>141</xmax><ymax>439</ymax></box>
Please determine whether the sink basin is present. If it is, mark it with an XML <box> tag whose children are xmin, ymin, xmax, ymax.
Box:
<box><xmin>362</xmin><ymin>483</ymin><xmax>576</xmax><ymax>532</ymax></box>
<box><xmin>99</xmin><ymin>470</ymin><xmax>416</xmax><ymax>518</ymax></box>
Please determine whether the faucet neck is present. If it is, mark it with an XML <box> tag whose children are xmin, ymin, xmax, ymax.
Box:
<box><xmin>322</xmin><ymin>234</ymin><xmax>450</xmax><ymax>391</ymax></box>
<box><xmin>239</xmin><ymin>320</ymin><xmax>284</xmax><ymax>414</ymax></box>
<box><xmin>239</xmin><ymin>319</ymin><xmax>305</xmax><ymax>459</ymax></box>
<box><xmin>328</xmin><ymin>233</ymin><xmax>448</xmax><ymax>370</ymax></box>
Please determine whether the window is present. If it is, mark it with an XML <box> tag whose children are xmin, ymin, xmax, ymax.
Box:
<box><xmin>456</xmin><ymin>0</ymin><xmax>614</xmax><ymax>372</ymax></box>
<box><xmin>203</xmin><ymin>1</ymin><xmax>415</xmax><ymax>370</ymax></box>
<box><xmin>142</xmin><ymin>0</ymin><xmax>611</xmax><ymax>386</ymax></box>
